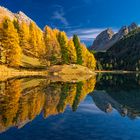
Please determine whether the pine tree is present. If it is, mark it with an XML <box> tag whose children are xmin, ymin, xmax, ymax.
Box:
<box><xmin>57</xmin><ymin>31</ymin><xmax>69</xmax><ymax>64</ymax></box>
<box><xmin>73</xmin><ymin>35</ymin><xmax>83</xmax><ymax>65</ymax></box>
<box><xmin>72</xmin><ymin>82</ymin><xmax>83</xmax><ymax>112</ymax></box>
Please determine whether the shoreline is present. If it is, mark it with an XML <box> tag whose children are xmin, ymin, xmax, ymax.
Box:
<box><xmin>0</xmin><ymin>64</ymin><xmax>96</xmax><ymax>81</ymax></box>
<box><xmin>95</xmin><ymin>70</ymin><xmax>139</xmax><ymax>74</ymax></box>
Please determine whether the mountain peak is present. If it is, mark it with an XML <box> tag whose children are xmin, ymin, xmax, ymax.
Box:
<box><xmin>118</xmin><ymin>26</ymin><xmax>129</xmax><ymax>36</ymax></box>
<box><xmin>91</xmin><ymin>22</ymin><xmax>139</xmax><ymax>51</ymax></box>
<box><xmin>0</xmin><ymin>6</ymin><xmax>34</xmax><ymax>25</ymax></box>
<box><xmin>128</xmin><ymin>22</ymin><xmax>138</xmax><ymax>32</ymax></box>
<box><xmin>91</xmin><ymin>28</ymin><xmax>114</xmax><ymax>51</ymax></box>
<box><xmin>0</xmin><ymin>6</ymin><xmax>15</xmax><ymax>22</ymax></box>
<box><xmin>15</xmin><ymin>11</ymin><xmax>32</xmax><ymax>25</ymax></box>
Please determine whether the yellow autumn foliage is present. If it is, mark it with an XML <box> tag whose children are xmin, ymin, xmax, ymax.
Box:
<box><xmin>44</xmin><ymin>26</ymin><xmax>61</xmax><ymax>64</ymax></box>
<box><xmin>81</xmin><ymin>43</ymin><xmax>96</xmax><ymax>70</ymax></box>
<box><xmin>0</xmin><ymin>16</ymin><xmax>96</xmax><ymax>69</ymax></box>
<box><xmin>0</xmin><ymin>17</ymin><xmax>22</xmax><ymax>67</ymax></box>
<box><xmin>67</xmin><ymin>39</ymin><xmax>77</xmax><ymax>64</ymax></box>
<box><xmin>0</xmin><ymin>76</ymin><xmax>96</xmax><ymax>132</ymax></box>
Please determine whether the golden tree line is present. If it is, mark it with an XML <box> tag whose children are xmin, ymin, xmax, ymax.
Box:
<box><xmin>0</xmin><ymin>17</ymin><xmax>96</xmax><ymax>69</ymax></box>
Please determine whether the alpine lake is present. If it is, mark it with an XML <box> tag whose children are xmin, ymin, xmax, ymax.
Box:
<box><xmin>0</xmin><ymin>73</ymin><xmax>140</xmax><ymax>140</ymax></box>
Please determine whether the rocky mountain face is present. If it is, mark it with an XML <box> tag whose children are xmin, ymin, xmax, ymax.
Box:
<box><xmin>0</xmin><ymin>6</ymin><xmax>37</xmax><ymax>26</ymax></box>
<box><xmin>91</xmin><ymin>29</ymin><xmax>114</xmax><ymax>51</ymax></box>
<box><xmin>95</xmin><ymin>27</ymin><xmax>140</xmax><ymax>71</ymax></box>
<box><xmin>91</xmin><ymin>23</ymin><xmax>138</xmax><ymax>51</ymax></box>
<box><xmin>15</xmin><ymin>11</ymin><xmax>33</xmax><ymax>25</ymax></box>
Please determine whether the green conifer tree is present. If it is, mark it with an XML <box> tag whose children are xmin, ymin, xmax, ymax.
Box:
<box><xmin>73</xmin><ymin>35</ymin><xmax>83</xmax><ymax>65</ymax></box>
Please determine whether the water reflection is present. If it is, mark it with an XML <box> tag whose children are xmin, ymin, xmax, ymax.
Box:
<box><xmin>0</xmin><ymin>76</ymin><xmax>96</xmax><ymax>133</ymax></box>
<box><xmin>91</xmin><ymin>73</ymin><xmax>140</xmax><ymax>119</ymax></box>
<box><xmin>1</xmin><ymin>73</ymin><xmax>140</xmax><ymax>134</ymax></box>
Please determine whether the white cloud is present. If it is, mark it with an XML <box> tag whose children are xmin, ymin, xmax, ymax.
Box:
<box><xmin>52</xmin><ymin>8</ymin><xmax>69</xmax><ymax>26</ymax></box>
<box><xmin>67</xmin><ymin>27</ymin><xmax>118</xmax><ymax>42</ymax></box>
<box><xmin>67</xmin><ymin>28</ymin><xmax>105</xmax><ymax>41</ymax></box>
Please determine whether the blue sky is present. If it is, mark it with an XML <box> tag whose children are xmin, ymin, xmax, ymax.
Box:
<box><xmin>0</xmin><ymin>0</ymin><xmax>140</xmax><ymax>46</ymax></box>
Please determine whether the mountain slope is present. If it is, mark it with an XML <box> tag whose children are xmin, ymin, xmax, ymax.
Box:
<box><xmin>91</xmin><ymin>28</ymin><xmax>114</xmax><ymax>51</ymax></box>
<box><xmin>91</xmin><ymin>23</ymin><xmax>138</xmax><ymax>52</ymax></box>
<box><xmin>0</xmin><ymin>6</ymin><xmax>96</xmax><ymax>70</ymax></box>
<box><xmin>95</xmin><ymin>27</ymin><xmax>140</xmax><ymax>71</ymax></box>
<box><xmin>0</xmin><ymin>6</ymin><xmax>45</xmax><ymax>67</ymax></box>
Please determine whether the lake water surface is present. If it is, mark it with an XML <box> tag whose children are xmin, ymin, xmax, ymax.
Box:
<box><xmin>0</xmin><ymin>74</ymin><xmax>140</xmax><ymax>140</ymax></box>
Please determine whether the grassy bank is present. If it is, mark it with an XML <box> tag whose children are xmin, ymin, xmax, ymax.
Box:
<box><xmin>0</xmin><ymin>65</ymin><xmax>48</xmax><ymax>81</ymax></box>
<box><xmin>0</xmin><ymin>64</ymin><xmax>95</xmax><ymax>81</ymax></box>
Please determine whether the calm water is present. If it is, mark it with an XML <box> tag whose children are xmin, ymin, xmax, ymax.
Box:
<box><xmin>1</xmin><ymin>74</ymin><xmax>140</xmax><ymax>140</ymax></box>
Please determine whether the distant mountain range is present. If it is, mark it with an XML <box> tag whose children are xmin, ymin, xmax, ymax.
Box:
<box><xmin>91</xmin><ymin>23</ymin><xmax>138</xmax><ymax>52</ymax></box>
<box><xmin>94</xmin><ymin>26</ymin><xmax>140</xmax><ymax>71</ymax></box>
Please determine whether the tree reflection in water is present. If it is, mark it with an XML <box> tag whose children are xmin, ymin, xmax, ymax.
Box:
<box><xmin>0</xmin><ymin>76</ymin><xmax>96</xmax><ymax>133</ymax></box>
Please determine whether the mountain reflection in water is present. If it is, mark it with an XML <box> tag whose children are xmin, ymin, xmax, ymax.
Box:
<box><xmin>92</xmin><ymin>73</ymin><xmax>140</xmax><ymax>119</ymax></box>
<box><xmin>1</xmin><ymin>73</ymin><xmax>140</xmax><ymax>134</ymax></box>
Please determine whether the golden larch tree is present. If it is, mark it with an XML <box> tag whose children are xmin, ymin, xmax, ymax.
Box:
<box><xmin>44</xmin><ymin>26</ymin><xmax>61</xmax><ymax>64</ymax></box>
<box><xmin>18</xmin><ymin>21</ymin><xmax>30</xmax><ymax>55</ymax></box>
<box><xmin>0</xmin><ymin>17</ymin><xmax>22</xmax><ymax>67</ymax></box>
<box><xmin>67</xmin><ymin>39</ymin><xmax>77</xmax><ymax>64</ymax></box>
<box><xmin>29</xmin><ymin>22</ymin><xmax>38</xmax><ymax>57</ymax></box>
